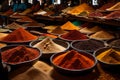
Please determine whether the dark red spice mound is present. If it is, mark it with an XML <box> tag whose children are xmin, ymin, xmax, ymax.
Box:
<box><xmin>2</xmin><ymin>45</ymin><xmax>40</xmax><ymax>64</ymax></box>
<box><xmin>61</xmin><ymin>30</ymin><xmax>87</xmax><ymax>40</ymax></box>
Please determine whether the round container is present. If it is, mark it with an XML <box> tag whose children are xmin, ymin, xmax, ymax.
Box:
<box><xmin>107</xmin><ymin>38</ymin><xmax>120</xmax><ymax>47</ymax></box>
<box><xmin>30</xmin><ymin>39</ymin><xmax>70</xmax><ymax>59</ymax></box>
<box><xmin>50</xmin><ymin>50</ymin><xmax>97</xmax><ymax>76</ymax></box>
<box><xmin>94</xmin><ymin>47</ymin><xmax>120</xmax><ymax>72</ymax></box>
<box><xmin>71</xmin><ymin>39</ymin><xmax>105</xmax><ymax>53</ymax></box>
<box><xmin>1</xmin><ymin>45</ymin><xmax>42</xmax><ymax>70</ymax></box>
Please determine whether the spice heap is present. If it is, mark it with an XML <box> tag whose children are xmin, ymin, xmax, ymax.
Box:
<box><xmin>50</xmin><ymin>26</ymin><xmax>67</xmax><ymax>35</ymax></box>
<box><xmin>80</xmin><ymin>26</ymin><xmax>102</xmax><ymax>34</ymax></box>
<box><xmin>89</xmin><ymin>30</ymin><xmax>114</xmax><ymax>40</ymax></box>
<box><xmin>106</xmin><ymin>2</ymin><xmax>120</xmax><ymax>11</ymax></box>
<box><xmin>72</xmin><ymin>39</ymin><xmax>105</xmax><ymax>52</ymax></box>
<box><xmin>24</xmin><ymin>22</ymin><xmax>45</xmax><ymax>27</ymax></box>
<box><xmin>67</xmin><ymin>3</ymin><xmax>94</xmax><ymax>15</ymax></box>
<box><xmin>5</xmin><ymin>22</ymin><xmax>25</xmax><ymax>29</ymax></box>
<box><xmin>33</xmin><ymin>38</ymin><xmax>66</xmax><ymax>53</ymax></box>
<box><xmin>61</xmin><ymin>21</ymin><xmax>80</xmax><ymax>30</ymax></box>
<box><xmin>105</xmin><ymin>10</ymin><xmax>120</xmax><ymax>19</ymax></box>
<box><xmin>61</xmin><ymin>30</ymin><xmax>87</xmax><ymax>40</ymax></box>
<box><xmin>0</xmin><ymin>43</ymin><xmax>7</xmax><ymax>48</ymax></box>
<box><xmin>2</xmin><ymin>28</ymin><xmax>38</xmax><ymax>42</ymax></box>
<box><xmin>3</xmin><ymin>9</ymin><xmax>14</xmax><ymax>16</ymax></box>
<box><xmin>98</xmin><ymin>2</ymin><xmax>116</xmax><ymax>11</ymax></box>
<box><xmin>16</xmin><ymin>16</ymin><xmax>34</xmax><ymax>22</ymax></box>
<box><xmin>10</xmin><ymin>12</ymin><xmax>25</xmax><ymax>18</ymax></box>
<box><xmin>2</xmin><ymin>45</ymin><xmax>40</xmax><ymax>64</ymax></box>
<box><xmin>0</xmin><ymin>33</ymin><xmax>8</xmax><ymax>40</ymax></box>
<box><xmin>53</xmin><ymin>50</ymin><xmax>94</xmax><ymax>70</ymax></box>
<box><xmin>109</xmin><ymin>39</ymin><xmax>120</xmax><ymax>47</ymax></box>
<box><xmin>96</xmin><ymin>48</ymin><xmax>120</xmax><ymax>64</ymax></box>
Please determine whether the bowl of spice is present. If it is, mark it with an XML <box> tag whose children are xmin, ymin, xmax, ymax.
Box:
<box><xmin>71</xmin><ymin>39</ymin><xmax>106</xmax><ymax>53</ymax></box>
<box><xmin>107</xmin><ymin>39</ymin><xmax>120</xmax><ymax>47</ymax></box>
<box><xmin>30</xmin><ymin>37</ymin><xmax>70</xmax><ymax>59</ymax></box>
<box><xmin>59</xmin><ymin>30</ymin><xmax>88</xmax><ymax>42</ymax></box>
<box><xmin>0</xmin><ymin>27</ymin><xmax>38</xmax><ymax>44</ymax></box>
<box><xmin>50</xmin><ymin>50</ymin><xmax>97</xmax><ymax>75</ymax></box>
<box><xmin>94</xmin><ymin>47</ymin><xmax>120</xmax><ymax>71</ymax></box>
<box><xmin>1</xmin><ymin>45</ymin><xmax>42</xmax><ymax>69</ymax></box>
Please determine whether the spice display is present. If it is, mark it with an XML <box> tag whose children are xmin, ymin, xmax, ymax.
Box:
<box><xmin>80</xmin><ymin>26</ymin><xmax>102</xmax><ymax>34</ymax></box>
<box><xmin>10</xmin><ymin>12</ymin><xmax>25</xmax><ymax>18</ymax></box>
<box><xmin>53</xmin><ymin>50</ymin><xmax>94</xmax><ymax>70</ymax></box>
<box><xmin>109</xmin><ymin>39</ymin><xmax>120</xmax><ymax>47</ymax></box>
<box><xmin>0</xmin><ymin>33</ymin><xmax>8</xmax><ymax>40</ymax></box>
<box><xmin>96</xmin><ymin>48</ymin><xmax>120</xmax><ymax>64</ymax></box>
<box><xmin>67</xmin><ymin>3</ymin><xmax>94</xmax><ymax>15</ymax></box>
<box><xmin>106</xmin><ymin>2</ymin><xmax>120</xmax><ymax>11</ymax></box>
<box><xmin>2</xmin><ymin>28</ymin><xmax>38</xmax><ymax>42</ymax></box>
<box><xmin>5</xmin><ymin>22</ymin><xmax>25</xmax><ymax>29</ymax></box>
<box><xmin>0</xmin><ymin>28</ymin><xmax>11</xmax><ymax>32</ymax></box>
<box><xmin>98</xmin><ymin>3</ymin><xmax>116</xmax><ymax>11</ymax></box>
<box><xmin>41</xmin><ymin>33</ymin><xmax>57</xmax><ymax>38</ymax></box>
<box><xmin>72</xmin><ymin>39</ymin><xmax>105</xmax><ymax>52</ymax></box>
<box><xmin>50</xmin><ymin>26</ymin><xmax>67</xmax><ymax>35</ymax></box>
<box><xmin>88</xmin><ymin>11</ymin><xmax>105</xmax><ymax>18</ymax></box>
<box><xmin>3</xmin><ymin>9</ymin><xmax>14</xmax><ymax>16</ymax></box>
<box><xmin>61</xmin><ymin>21</ymin><xmax>80</xmax><ymax>30</ymax></box>
<box><xmin>105</xmin><ymin>10</ymin><xmax>120</xmax><ymax>19</ymax></box>
<box><xmin>2</xmin><ymin>45</ymin><xmax>40</xmax><ymax>64</ymax></box>
<box><xmin>61</xmin><ymin>30</ymin><xmax>87</xmax><ymax>40</ymax></box>
<box><xmin>23</xmin><ymin>22</ymin><xmax>45</xmax><ymax>27</ymax></box>
<box><xmin>89</xmin><ymin>30</ymin><xmax>115</xmax><ymax>40</ymax></box>
<box><xmin>33</xmin><ymin>38</ymin><xmax>66</xmax><ymax>53</ymax></box>
<box><xmin>0</xmin><ymin>43</ymin><xmax>7</xmax><ymax>48</ymax></box>
<box><xmin>16</xmin><ymin>16</ymin><xmax>35</xmax><ymax>22</ymax></box>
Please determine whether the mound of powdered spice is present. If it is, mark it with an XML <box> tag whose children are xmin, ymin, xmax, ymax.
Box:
<box><xmin>61</xmin><ymin>30</ymin><xmax>87</xmax><ymax>40</ymax></box>
<box><xmin>2</xmin><ymin>45</ymin><xmax>40</xmax><ymax>64</ymax></box>
<box><xmin>2</xmin><ymin>27</ymin><xmax>38</xmax><ymax>42</ymax></box>
<box><xmin>72</xmin><ymin>39</ymin><xmax>105</xmax><ymax>52</ymax></box>
<box><xmin>53</xmin><ymin>50</ymin><xmax>94</xmax><ymax>70</ymax></box>
<box><xmin>96</xmin><ymin>48</ymin><xmax>120</xmax><ymax>64</ymax></box>
<box><xmin>33</xmin><ymin>38</ymin><xmax>66</xmax><ymax>53</ymax></box>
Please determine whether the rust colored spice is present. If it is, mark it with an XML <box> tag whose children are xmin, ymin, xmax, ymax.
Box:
<box><xmin>2</xmin><ymin>27</ymin><xmax>38</xmax><ymax>42</ymax></box>
<box><xmin>2</xmin><ymin>45</ymin><xmax>39</xmax><ymax>64</ymax></box>
<box><xmin>53</xmin><ymin>50</ymin><xmax>94</xmax><ymax>70</ymax></box>
<box><xmin>61</xmin><ymin>30</ymin><xmax>87</xmax><ymax>40</ymax></box>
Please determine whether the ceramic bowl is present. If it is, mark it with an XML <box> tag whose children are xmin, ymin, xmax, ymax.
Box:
<box><xmin>50</xmin><ymin>50</ymin><xmax>97</xmax><ymax>75</ymax></box>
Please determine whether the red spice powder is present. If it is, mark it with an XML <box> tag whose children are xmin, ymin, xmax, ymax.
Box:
<box><xmin>2</xmin><ymin>27</ymin><xmax>38</xmax><ymax>42</ymax></box>
<box><xmin>61</xmin><ymin>30</ymin><xmax>87</xmax><ymax>40</ymax></box>
<box><xmin>2</xmin><ymin>45</ymin><xmax>39</xmax><ymax>64</ymax></box>
<box><xmin>53</xmin><ymin>50</ymin><xmax>94</xmax><ymax>70</ymax></box>
<box><xmin>98</xmin><ymin>3</ymin><xmax>116</xmax><ymax>10</ymax></box>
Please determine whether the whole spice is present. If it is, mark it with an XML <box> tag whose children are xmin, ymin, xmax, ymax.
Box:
<box><xmin>2</xmin><ymin>27</ymin><xmax>38</xmax><ymax>42</ymax></box>
<box><xmin>61</xmin><ymin>30</ymin><xmax>87</xmax><ymax>40</ymax></box>
<box><xmin>2</xmin><ymin>45</ymin><xmax>40</xmax><ymax>64</ymax></box>
<box><xmin>53</xmin><ymin>50</ymin><xmax>94</xmax><ymax>70</ymax></box>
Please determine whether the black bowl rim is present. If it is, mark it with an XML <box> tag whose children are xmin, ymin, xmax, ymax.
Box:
<box><xmin>50</xmin><ymin>50</ymin><xmax>98</xmax><ymax>72</ymax></box>
<box><xmin>58</xmin><ymin>34</ymin><xmax>88</xmax><ymax>42</ymax></box>
<box><xmin>71</xmin><ymin>39</ymin><xmax>106</xmax><ymax>52</ymax></box>
<box><xmin>1</xmin><ymin>45</ymin><xmax>42</xmax><ymax>65</ymax></box>
<box><xmin>29</xmin><ymin>38</ymin><xmax>70</xmax><ymax>54</ymax></box>
<box><xmin>93</xmin><ymin>46</ymin><xmax>120</xmax><ymax>65</ymax></box>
